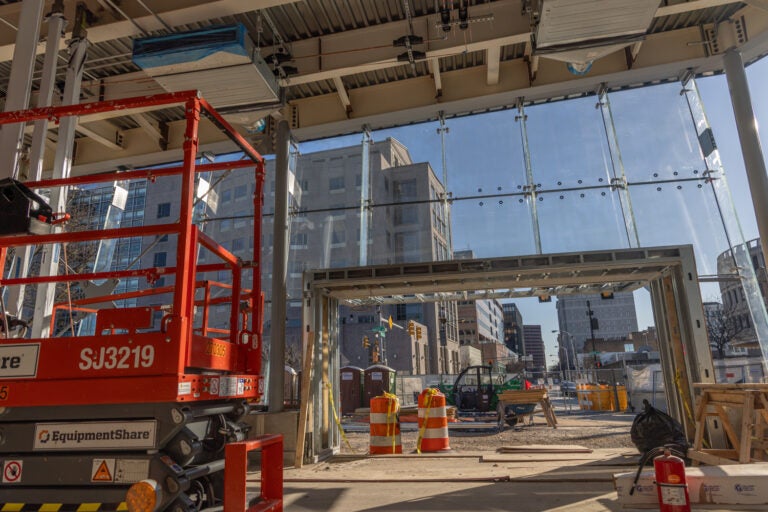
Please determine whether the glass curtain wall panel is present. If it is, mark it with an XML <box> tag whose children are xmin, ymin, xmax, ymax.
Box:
<box><xmin>444</xmin><ymin>110</ymin><xmax>536</xmax><ymax>258</ymax></box>
<box><xmin>607</xmin><ymin>82</ymin><xmax>730</xmax><ymax>278</ymax></box>
<box><xmin>525</xmin><ymin>96</ymin><xmax>629</xmax><ymax>254</ymax></box>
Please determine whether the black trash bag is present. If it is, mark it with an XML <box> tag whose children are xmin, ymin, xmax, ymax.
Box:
<box><xmin>630</xmin><ymin>399</ymin><xmax>688</xmax><ymax>455</ymax></box>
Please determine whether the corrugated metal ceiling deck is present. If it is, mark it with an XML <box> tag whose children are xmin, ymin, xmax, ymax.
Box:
<box><xmin>0</xmin><ymin>0</ymin><xmax>753</xmax><ymax>131</ymax></box>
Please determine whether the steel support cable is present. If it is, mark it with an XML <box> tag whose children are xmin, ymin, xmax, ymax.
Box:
<box><xmin>95</xmin><ymin>0</ymin><xmax>150</xmax><ymax>36</ymax></box>
<box><xmin>201</xmin><ymin>175</ymin><xmax>710</xmax><ymax>222</ymax></box>
<box><xmin>134</xmin><ymin>0</ymin><xmax>174</xmax><ymax>32</ymax></box>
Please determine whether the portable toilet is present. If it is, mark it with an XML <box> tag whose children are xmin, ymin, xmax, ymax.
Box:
<box><xmin>364</xmin><ymin>364</ymin><xmax>397</xmax><ymax>404</ymax></box>
<box><xmin>340</xmin><ymin>366</ymin><xmax>364</xmax><ymax>414</ymax></box>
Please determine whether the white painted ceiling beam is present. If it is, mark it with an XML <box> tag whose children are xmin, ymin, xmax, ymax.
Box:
<box><xmin>332</xmin><ymin>77</ymin><xmax>352</xmax><ymax>114</ymax></box>
<box><xmin>131</xmin><ymin>113</ymin><xmax>163</xmax><ymax>142</ymax></box>
<box><xmin>655</xmin><ymin>0</ymin><xmax>742</xmax><ymax>17</ymax></box>
<box><xmin>486</xmin><ymin>46</ymin><xmax>501</xmax><ymax>86</ymax></box>
<box><xmin>75</xmin><ymin>121</ymin><xmax>124</xmax><ymax>151</ymax></box>
<box><xmin>428</xmin><ymin>58</ymin><xmax>443</xmax><ymax>97</ymax></box>
<box><xmin>745</xmin><ymin>0</ymin><xmax>768</xmax><ymax>11</ymax></box>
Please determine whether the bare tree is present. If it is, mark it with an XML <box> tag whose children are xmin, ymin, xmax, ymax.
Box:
<box><xmin>20</xmin><ymin>198</ymin><xmax>102</xmax><ymax>333</ymax></box>
<box><xmin>705</xmin><ymin>300</ymin><xmax>750</xmax><ymax>359</ymax></box>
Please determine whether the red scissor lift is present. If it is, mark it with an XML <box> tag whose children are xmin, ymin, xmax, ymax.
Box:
<box><xmin>0</xmin><ymin>91</ymin><xmax>282</xmax><ymax>511</ymax></box>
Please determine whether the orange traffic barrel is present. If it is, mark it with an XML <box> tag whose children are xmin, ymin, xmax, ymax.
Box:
<box><xmin>369</xmin><ymin>393</ymin><xmax>402</xmax><ymax>454</ymax></box>
<box><xmin>417</xmin><ymin>388</ymin><xmax>450</xmax><ymax>453</ymax></box>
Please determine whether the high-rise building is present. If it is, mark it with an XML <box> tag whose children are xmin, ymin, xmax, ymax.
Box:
<box><xmin>556</xmin><ymin>292</ymin><xmax>638</xmax><ymax>354</ymax></box>
<box><xmin>522</xmin><ymin>324</ymin><xmax>546</xmax><ymax>372</ymax></box>
<box><xmin>502</xmin><ymin>302</ymin><xmax>524</xmax><ymax>356</ymax></box>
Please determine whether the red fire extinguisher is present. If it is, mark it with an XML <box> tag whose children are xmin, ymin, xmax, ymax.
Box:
<box><xmin>653</xmin><ymin>449</ymin><xmax>691</xmax><ymax>512</ymax></box>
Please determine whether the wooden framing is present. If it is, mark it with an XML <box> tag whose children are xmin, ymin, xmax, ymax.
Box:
<box><xmin>690</xmin><ymin>383</ymin><xmax>768</xmax><ymax>465</ymax></box>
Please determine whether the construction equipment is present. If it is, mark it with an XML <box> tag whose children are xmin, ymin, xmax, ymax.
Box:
<box><xmin>438</xmin><ymin>365</ymin><xmax>536</xmax><ymax>427</ymax></box>
<box><xmin>0</xmin><ymin>91</ymin><xmax>281</xmax><ymax>511</ymax></box>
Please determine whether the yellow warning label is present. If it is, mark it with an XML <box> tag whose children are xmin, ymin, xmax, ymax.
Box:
<box><xmin>91</xmin><ymin>459</ymin><xmax>114</xmax><ymax>482</ymax></box>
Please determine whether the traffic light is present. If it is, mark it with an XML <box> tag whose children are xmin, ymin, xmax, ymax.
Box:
<box><xmin>416</xmin><ymin>326</ymin><xmax>422</xmax><ymax>340</ymax></box>
<box><xmin>408</xmin><ymin>321</ymin><xmax>415</xmax><ymax>336</ymax></box>
<box><xmin>362</xmin><ymin>336</ymin><xmax>370</xmax><ymax>348</ymax></box>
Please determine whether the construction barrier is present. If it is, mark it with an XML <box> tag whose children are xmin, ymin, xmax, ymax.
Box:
<box><xmin>577</xmin><ymin>384</ymin><xmax>628</xmax><ymax>412</ymax></box>
<box><xmin>417</xmin><ymin>388</ymin><xmax>450</xmax><ymax>453</ymax></box>
<box><xmin>369</xmin><ymin>392</ymin><xmax>402</xmax><ymax>454</ymax></box>
<box><xmin>612</xmin><ymin>385</ymin><xmax>628</xmax><ymax>411</ymax></box>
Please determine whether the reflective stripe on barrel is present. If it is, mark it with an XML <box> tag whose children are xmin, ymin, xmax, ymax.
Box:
<box><xmin>369</xmin><ymin>394</ymin><xmax>402</xmax><ymax>454</ymax></box>
<box><xmin>417</xmin><ymin>388</ymin><xmax>450</xmax><ymax>453</ymax></box>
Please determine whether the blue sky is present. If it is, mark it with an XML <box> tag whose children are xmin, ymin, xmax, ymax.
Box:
<box><xmin>300</xmin><ymin>56</ymin><xmax>768</xmax><ymax>367</ymax></box>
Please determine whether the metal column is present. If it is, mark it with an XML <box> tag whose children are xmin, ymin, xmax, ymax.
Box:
<box><xmin>724</xmin><ymin>49</ymin><xmax>768</xmax><ymax>274</ymax></box>
<box><xmin>6</xmin><ymin>3</ymin><xmax>66</xmax><ymax>318</ymax></box>
<box><xmin>516</xmin><ymin>101</ymin><xmax>542</xmax><ymax>254</ymax></box>
<box><xmin>29</xmin><ymin>2</ymin><xmax>66</xmax><ymax>181</ymax></box>
<box><xmin>0</xmin><ymin>0</ymin><xmax>45</xmax><ymax>180</ymax></box>
<box><xmin>268</xmin><ymin>120</ymin><xmax>291</xmax><ymax>412</ymax></box>
<box><xmin>359</xmin><ymin>126</ymin><xmax>372</xmax><ymax>266</ymax></box>
<box><xmin>30</xmin><ymin>22</ymin><xmax>90</xmax><ymax>338</ymax></box>
<box><xmin>687</xmin><ymin>65</ymin><xmax>768</xmax><ymax>376</ymax></box>
<box><xmin>598</xmin><ymin>87</ymin><xmax>641</xmax><ymax>248</ymax></box>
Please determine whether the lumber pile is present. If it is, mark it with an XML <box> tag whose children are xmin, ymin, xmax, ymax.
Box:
<box><xmin>496</xmin><ymin>444</ymin><xmax>593</xmax><ymax>454</ymax></box>
<box><xmin>497</xmin><ymin>389</ymin><xmax>558</xmax><ymax>428</ymax></box>
<box><xmin>689</xmin><ymin>383</ymin><xmax>768</xmax><ymax>465</ymax></box>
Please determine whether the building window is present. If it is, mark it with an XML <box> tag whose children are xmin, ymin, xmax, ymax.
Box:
<box><xmin>234</xmin><ymin>185</ymin><xmax>248</xmax><ymax>201</ymax></box>
<box><xmin>329</xmin><ymin>176</ymin><xmax>345</xmax><ymax>191</ymax></box>
<box><xmin>355</xmin><ymin>174</ymin><xmax>363</xmax><ymax>187</ymax></box>
<box><xmin>394</xmin><ymin>179</ymin><xmax>417</xmax><ymax>201</ymax></box>
<box><xmin>157</xmin><ymin>202</ymin><xmax>171</xmax><ymax>218</ymax></box>
<box><xmin>232</xmin><ymin>238</ymin><xmax>245</xmax><ymax>252</ymax></box>
<box><xmin>331</xmin><ymin>230</ymin><xmax>346</xmax><ymax>245</ymax></box>
<box><xmin>394</xmin><ymin>205</ymin><xmax>418</xmax><ymax>225</ymax></box>
<box><xmin>153</xmin><ymin>252</ymin><xmax>167</xmax><ymax>267</ymax></box>
<box><xmin>290</xmin><ymin>233</ymin><xmax>308</xmax><ymax>248</ymax></box>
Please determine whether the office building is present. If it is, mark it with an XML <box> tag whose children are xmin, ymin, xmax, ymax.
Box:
<box><xmin>142</xmin><ymin>139</ymin><xmax>460</xmax><ymax>374</ymax></box>
<box><xmin>556</xmin><ymin>292</ymin><xmax>639</xmax><ymax>353</ymax></box>
<box><xmin>522</xmin><ymin>324</ymin><xmax>546</xmax><ymax>373</ymax></box>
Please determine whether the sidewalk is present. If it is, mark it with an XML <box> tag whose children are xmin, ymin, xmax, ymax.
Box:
<box><xmin>252</xmin><ymin>449</ymin><xmax>764</xmax><ymax>511</ymax></box>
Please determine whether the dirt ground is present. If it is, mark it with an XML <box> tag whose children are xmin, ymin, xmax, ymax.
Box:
<box><xmin>340</xmin><ymin>408</ymin><xmax>639</xmax><ymax>455</ymax></box>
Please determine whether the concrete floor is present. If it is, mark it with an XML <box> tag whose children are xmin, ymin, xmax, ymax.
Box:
<box><xmin>246</xmin><ymin>450</ymin><xmax>764</xmax><ymax>511</ymax></box>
